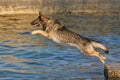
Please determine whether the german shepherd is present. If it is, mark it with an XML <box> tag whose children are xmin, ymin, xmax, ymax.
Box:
<box><xmin>31</xmin><ymin>12</ymin><xmax>109</xmax><ymax>63</ymax></box>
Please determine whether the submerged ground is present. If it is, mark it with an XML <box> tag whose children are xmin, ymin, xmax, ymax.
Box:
<box><xmin>0</xmin><ymin>13</ymin><xmax>120</xmax><ymax>80</ymax></box>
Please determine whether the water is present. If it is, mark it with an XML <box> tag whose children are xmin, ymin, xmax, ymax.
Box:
<box><xmin>0</xmin><ymin>13</ymin><xmax>120</xmax><ymax>80</ymax></box>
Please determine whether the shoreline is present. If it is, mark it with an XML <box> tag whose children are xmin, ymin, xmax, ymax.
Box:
<box><xmin>0</xmin><ymin>10</ymin><xmax>119</xmax><ymax>15</ymax></box>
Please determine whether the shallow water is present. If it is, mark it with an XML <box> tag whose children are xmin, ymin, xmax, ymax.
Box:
<box><xmin>0</xmin><ymin>13</ymin><xmax>120</xmax><ymax>80</ymax></box>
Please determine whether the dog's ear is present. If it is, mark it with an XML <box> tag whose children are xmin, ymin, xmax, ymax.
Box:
<box><xmin>39</xmin><ymin>12</ymin><xmax>49</xmax><ymax>22</ymax></box>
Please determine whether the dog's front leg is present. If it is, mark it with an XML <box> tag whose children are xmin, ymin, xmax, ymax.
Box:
<box><xmin>32</xmin><ymin>30</ymin><xmax>49</xmax><ymax>37</ymax></box>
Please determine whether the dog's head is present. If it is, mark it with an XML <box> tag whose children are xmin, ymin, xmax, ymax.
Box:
<box><xmin>31</xmin><ymin>12</ymin><xmax>49</xmax><ymax>29</ymax></box>
<box><xmin>31</xmin><ymin>12</ymin><xmax>63</xmax><ymax>31</ymax></box>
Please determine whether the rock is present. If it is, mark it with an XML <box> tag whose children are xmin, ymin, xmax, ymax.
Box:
<box><xmin>105</xmin><ymin>63</ymin><xmax>120</xmax><ymax>79</ymax></box>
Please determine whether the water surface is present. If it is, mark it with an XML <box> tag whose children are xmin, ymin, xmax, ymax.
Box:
<box><xmin>0</xmin><ymin>13</ymin><xmax>120</xmax><ymax>80</ymax></box>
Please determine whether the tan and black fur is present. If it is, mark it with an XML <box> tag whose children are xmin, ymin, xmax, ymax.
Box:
<box><xmin>31</xmin><ymin>12</ymin><xmax>109</xmax><ymax>63</ymax></box>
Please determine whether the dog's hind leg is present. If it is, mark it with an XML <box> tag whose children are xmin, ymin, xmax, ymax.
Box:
<box><xmin>31</xmin><ymin>30</ymin><xmax>49</xmax><ymax>37</ymax></box>
<box><xmin>87</xmin><ymin>50</ymin><xmax>106</xmax><ymax>64</ymax></box>
<box><xmin>77</xmin><ymin>44</ymin><xmax>106</xmax><ymax>63</ymax></box>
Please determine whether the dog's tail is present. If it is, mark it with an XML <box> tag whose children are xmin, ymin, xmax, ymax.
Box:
<box><xmin>91</xmin><ymin>41</ymin><xmax>109</xmax><ymax>54</ymax></box>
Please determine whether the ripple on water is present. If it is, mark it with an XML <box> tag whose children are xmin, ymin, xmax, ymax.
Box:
<box><xmin>0</xmin><ymin>13</ymin><xmax>120</xmax><ymax>80</ymax></box>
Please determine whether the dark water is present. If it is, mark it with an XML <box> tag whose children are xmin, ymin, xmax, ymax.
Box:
<box><xmin>0</xmin><ymin>13</ymin><xmax>120</xmax><ymax>80</ymax></box>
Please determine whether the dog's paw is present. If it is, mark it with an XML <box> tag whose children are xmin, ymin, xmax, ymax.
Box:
<box><xmin>31</xmin><ymin>31</ymin><xmax>38</xmax><ymax>35</ymax></box>
<box><xmin>31</xmin><ymin>31</ymin><xmax>36</xmax><ymax>35</ymax></box>
<box><xmin>31</xmin><ymin>30</ymin><xmax>41</xmax><ymax>35</ymax></box>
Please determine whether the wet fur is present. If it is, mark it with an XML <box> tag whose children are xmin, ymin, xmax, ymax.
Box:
<box><xmin>31</xmin><ymin>13</ymin><xmax>109</xmax><ymax>63</ymax></box>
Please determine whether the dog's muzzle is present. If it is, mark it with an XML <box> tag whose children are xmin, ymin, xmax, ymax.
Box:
<box><xmin>31</xmin><ymin>21</ymin><xmax>41</xmax><ymax>27</ymax></box>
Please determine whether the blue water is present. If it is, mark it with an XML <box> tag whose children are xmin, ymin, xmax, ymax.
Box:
<box><xmin>0</xmin><ymin>13</ymin><xmax>120</xmax><ymax>80</ymax></box>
